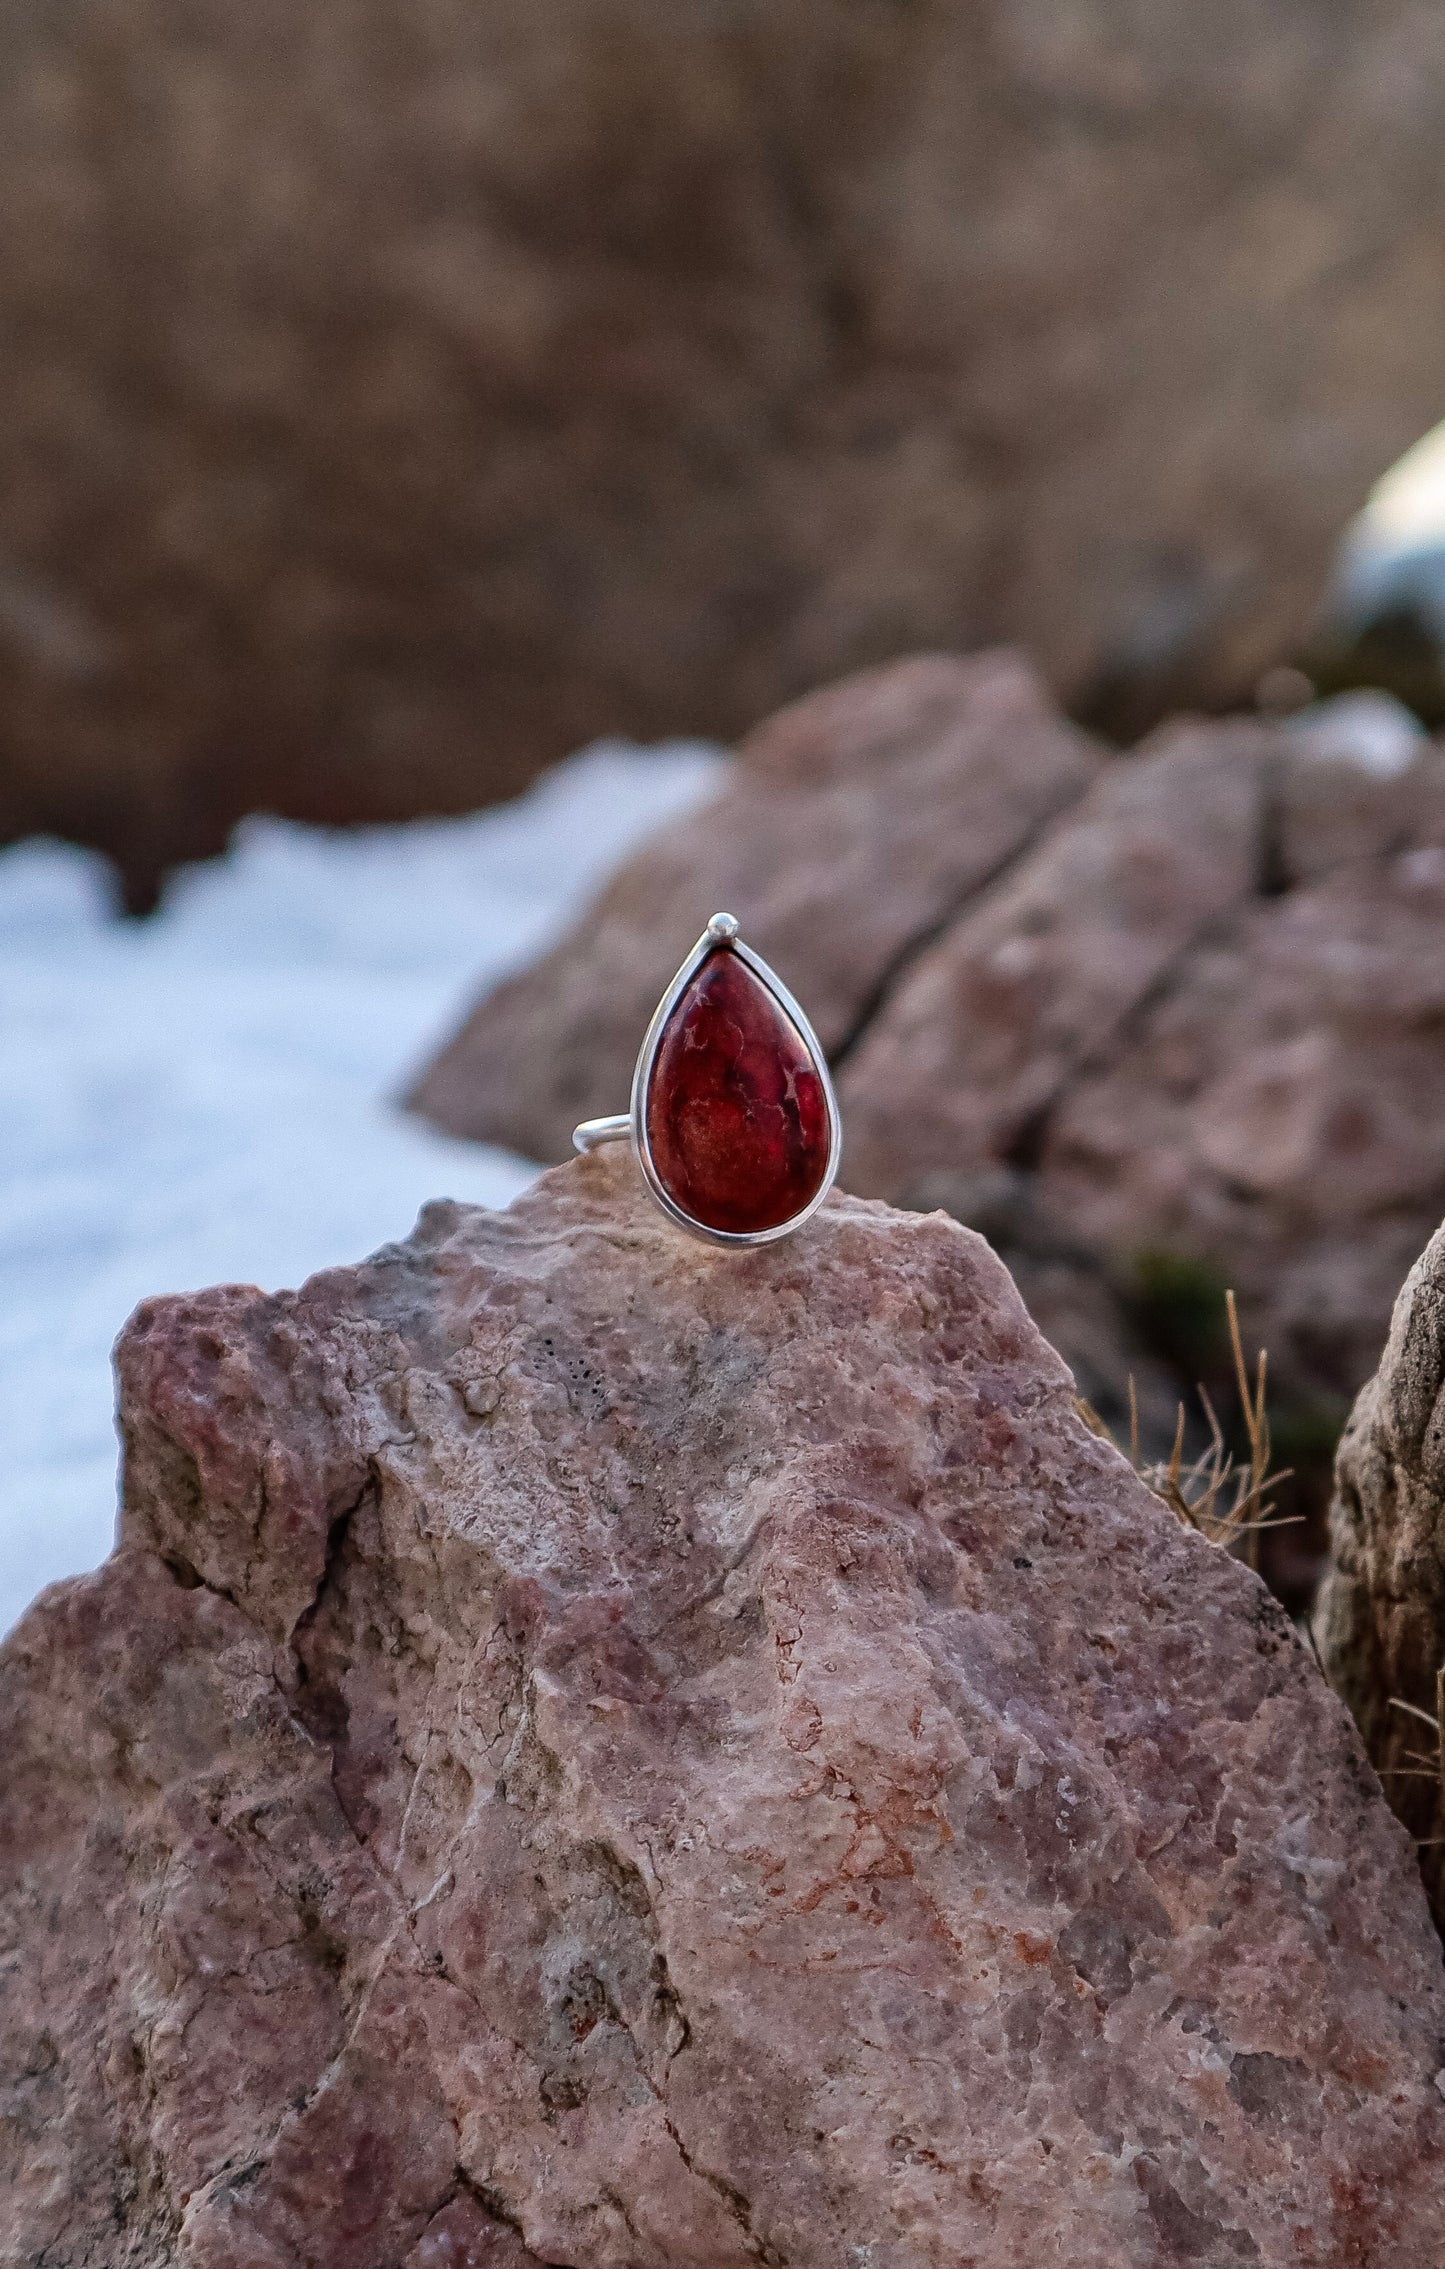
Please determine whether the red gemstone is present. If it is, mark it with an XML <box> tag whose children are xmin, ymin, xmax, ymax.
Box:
<box><xmin>644</xmin><ymin>947</ymin><xmax>832</xmax><ymax>1235</ymax></box>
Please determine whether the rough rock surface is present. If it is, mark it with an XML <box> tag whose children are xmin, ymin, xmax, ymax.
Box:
<box><xmin>4</xmin><ymin>1155</ymin><xmax>1445</xmax><ymax>2267</ymax></box>
<box><xmin>846</xmin><ymin>705</ymin><xmax>1445</xmax><ymax>1425</ymax></box>
<box><xmin>410</xmin><ymin>652</ymin><xmax>1101</xmax><ymax>1160</ymax></box>
<box><xmin>838</xmin><ymin>716</ymin><xmax>1270</xmax><ymax>1197</ymax></box>
<box><xmin>840</xmin><ymin>702</ymin><xmax>1445</xmax><ymax>1400</ymax></box>
<box><xmin>10</xmin><ymin>1</ymin><xmax>1445</xmax><ymax>898</ymax></box>
<box><xmin>415</xmin><ymin>661</ymin><xmax>1445</xmax><ymax>1487</ymax></box>
<box><xmin>1319</xmin><ymin>1220</ymin><xmax>1445</xmax><ymax>1932</ymax></box>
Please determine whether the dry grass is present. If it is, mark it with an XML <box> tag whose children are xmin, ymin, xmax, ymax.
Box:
<box><xmin>1076</xmin><ymin>1290</ymin><xmax>1293</xmax><ymax>1562</ymax></box>
<box><xmin>1080</xmin><ymin>1286</ymin><xmax>1441</xmax><ymax>1855</ymax></box>
<box><xmin>1385</xmin><ymin>1664</ymin><xmax>1445</xmax><ymax>1847</ymax></box>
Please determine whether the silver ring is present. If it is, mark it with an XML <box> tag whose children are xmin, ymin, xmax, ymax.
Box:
<box><xmin>572</xmin><ymin>911</ymin><xmax>842</xmax><ymax>1247</ymax></box>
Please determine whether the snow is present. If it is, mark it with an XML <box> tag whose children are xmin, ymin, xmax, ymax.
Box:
<box><xmin>1285</xmin><ymin>688</ymin><xmax>1427</xmax><ymax>777</ymax></box>
<box><xmin>0</xmin><ymin>738</ymin><xmax>725</xmax><ymax>1636</ymax></box>
<box><xmin>1331</xmin><ymin>416</ymin><xmax>1445</xmax><ymax>645</ymax></box>
<box><xmin>1357</xmin><ymin>416</ymin><xmax>1445</xmax><ymax>552</ymax></box>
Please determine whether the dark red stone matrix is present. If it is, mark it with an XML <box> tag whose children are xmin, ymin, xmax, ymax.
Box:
<box><xmin>644</xmin><ymin>948</ymin><xmax>831</xmax><ymax>1234</ymax></box>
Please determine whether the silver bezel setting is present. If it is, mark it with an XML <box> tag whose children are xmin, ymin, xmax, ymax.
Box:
<box><xmin>624</xmin><ymin>912</ymin><xmax>843</xmax><ymax>1247</ymax></box>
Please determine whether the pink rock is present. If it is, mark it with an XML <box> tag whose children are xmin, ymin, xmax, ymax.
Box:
<box><xmin>1038</xmin><ymin>841</ymin><xmax>1445</xmax><ymax>1406</ymax></box>
<box><xmin>403</xmin><ymin>2193</ymin><xmax>544</xmax><ymax>2267</ymax></box>
<box><xmin>836</xmin><ymin>707</ymin><xmax>1445</xmax><ymax>1327</ymax></box>
<box><xmin>3</xmin><ymin>1154</ymin><xmax>1444</xmax><ymax>2265</ymax></box>
<box><xmin>406</xmin><ymin>650</ymin><xmax>1102</xmax><ymax>1163</ymax></box>
<box><xmin>836</xmin><ymin>717</ymin><xmax>1270</xmax><ymax>1196</ymax></box>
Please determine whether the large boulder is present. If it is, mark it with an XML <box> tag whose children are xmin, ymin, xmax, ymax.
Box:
<box><xmin>3</xmin><ymin>1155</ymin><xmax>1445</xmax><ymax>2266</ymax></box>
<box><xmin>9</xmin><ymin>0</ymin><xmax>1445</xmax><ymax>900</ymax></box>
<box><xmin>1318</xmin><ymin>1220</ymin><xmax>1445</xmax><ymax>1933</ymax></box>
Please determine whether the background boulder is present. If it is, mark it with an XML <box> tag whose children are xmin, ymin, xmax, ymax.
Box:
<box><xmin>3</xmin><ymin>1156</ymin><xmax>1444</xmax><ymax>2264</ymax></box>
<box><xmin>1318</xmin><ymin>1219</ymin><xmax>1445</xmax><ymax>1932</ymax></box>
<box><xmin>9</xmin><ymin>0</ymin><xmax>1445</xmax><ymax>901</ymax></box>
<box><xmin>838</xmin><ymin>694</ymin><xmax>1445</xmax><ymax>1427</ymax></box>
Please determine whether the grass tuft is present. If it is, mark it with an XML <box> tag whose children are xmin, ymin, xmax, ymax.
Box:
<box><xmin>1077</xmin><ymin>1289</ymin><xmax>1295</xmax><ymax>1561</ymax></box>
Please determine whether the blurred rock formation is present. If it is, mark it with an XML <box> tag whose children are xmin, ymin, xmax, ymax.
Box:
<box><xmin>413</xmin><ymin>653</ymin><xmax>1445</xmax><ymax>1608</ymax></box>
<box><xmin>4</xmin><ymin>1155</ymin><xmax>1444</xmax><ymax>2263</ymax></box>
<box><xmin>1318</xmin><ymin>1220</ymin><xmax>1445</xmax><ymax>1931</ymax></box>
<box><xmin>8</xmin><ymin>0</ymin><xmax>1445</xmax><ymax>903</ymax></box>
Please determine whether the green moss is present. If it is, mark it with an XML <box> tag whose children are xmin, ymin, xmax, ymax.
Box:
<box><xmin>1268</xmin><ymin>1396</ymin><xmax>1350</xmax><ymax>1465</ymax></box>
<box><xmin>1127</xmin><ymin>1247</ymin><xmax>1233</xmax><ymax>1380</ymax></box>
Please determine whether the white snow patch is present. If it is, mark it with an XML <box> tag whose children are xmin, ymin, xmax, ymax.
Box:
<box><xmin>1358</xmin><ymin>417</ymin><xmax>1445</xmax><ymax>551</ymax></box>
<box><xmin>1285</xmin><ymin>689</ymin><xmax>1427</xmax><ymax>778</ymax></box>
<box><xmin>0</xmin><ymin>737</ymin><xmax>726</xmax><ymax>1635</ymax></box>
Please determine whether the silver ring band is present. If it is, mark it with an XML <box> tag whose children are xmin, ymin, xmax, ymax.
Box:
<box><xmin>572</xmin><ymin>1114</ymin><xmax>632</xmax><ymax>1155</ymax></box>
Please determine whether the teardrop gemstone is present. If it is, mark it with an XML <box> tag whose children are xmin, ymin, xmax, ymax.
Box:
<box><xmin>643</xmin><ymin>948</ymin><xmax>832</xmax><ymax>1235</ymax></box>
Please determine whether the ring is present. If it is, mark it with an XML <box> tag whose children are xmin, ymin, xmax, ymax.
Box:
<box><xmin>572</xmin><ymin>912</ymin><xmax>842</xmax><ymax>1246</ymax></box>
